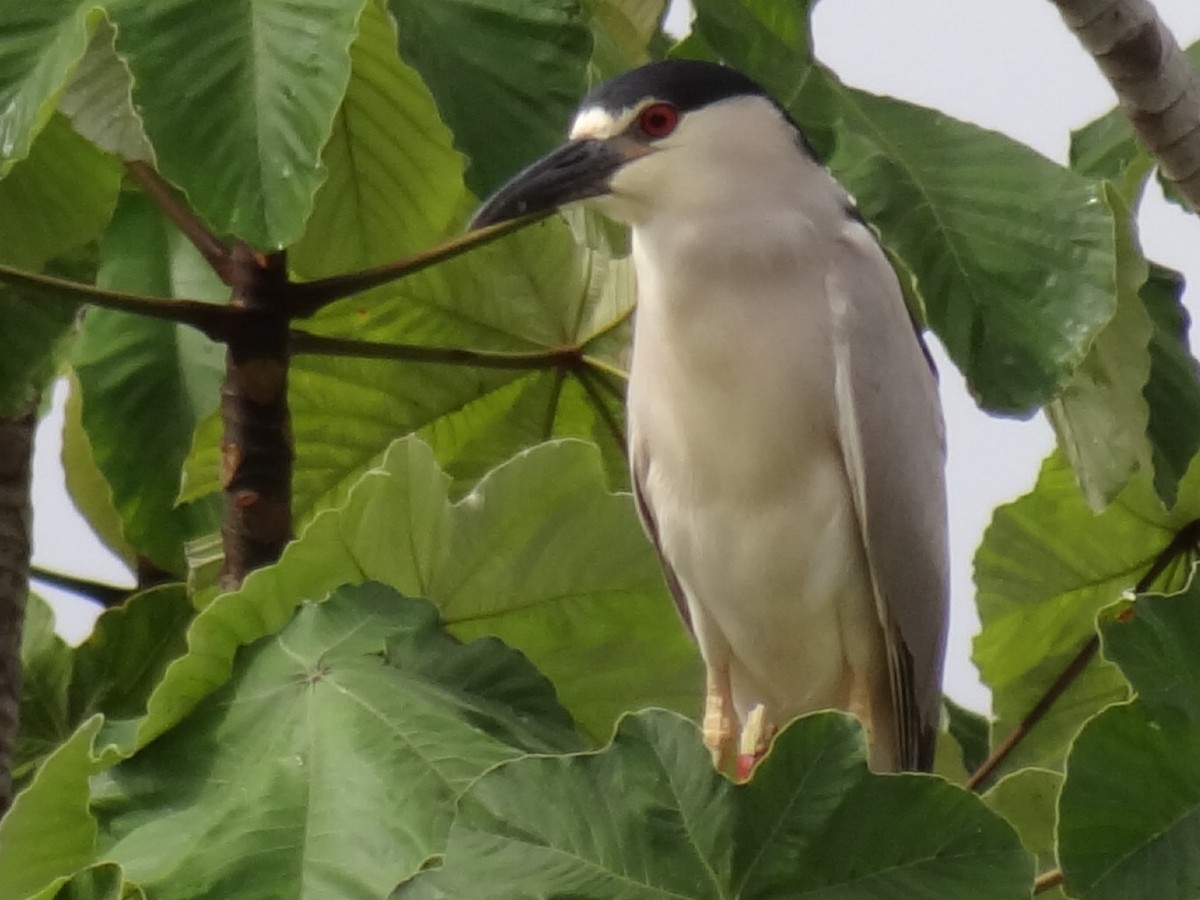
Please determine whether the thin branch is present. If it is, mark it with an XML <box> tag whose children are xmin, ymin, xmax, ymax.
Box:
<box><xmin>0</xmin><ymin>262</ymin><xmax>235</xmax><ymax>341</ymax></box>
<box><xmin>289</xmin><ymin>330</ymin><xmax>580</xmax><ymax>371</ymax></box>
<box><xmin>288</xmin><ymin>212</ymin><xmax>550</xmax><ymax>317</ymax></box>
<box><xmin>966</xmin><ymin>518</ymin><xmax>1200</xmax><ymax>790</ymax></box>
<box><xmin>125</xmin><ymin>161</ymin><xmax>231</xmax><ymax>274</ymax></box>
<box><xmin>1034</xmin><ymin>868</ymin><xmax>1065</xmax><ymax>894</ymax></box>
<box><xmin>1051</xmin><ymin>0</ymin><xmax>1200</xmax><ymax>210</ymax></box>
<box><xmin>30</xmin><ymin>566</ymin><xmax>132</xmax><ymax>609</ymax></box>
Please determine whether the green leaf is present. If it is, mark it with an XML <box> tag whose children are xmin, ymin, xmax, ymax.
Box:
<box><xmin>1141</xmin><ymin>263</ymin><xmax>1200</xmax><ymax>508</ymax></box>
<box><xmin>1059</xmin><ymin>695</ymin><xmax>1200</xmax><ymax>897</ymax></box>
<box><xmin>154</xmin><ymin>438</ymin><xmax>697</xmax><ymax>745</ymax></box>
<box><xmin>291</xmin><ymin>0</ymin><xmax>468</xmax><ymax>277</ymax></box>
<box><xmin>97</xmin><ymin>583</ymin><xmax>581</xmax><ymax>900</ymax></box>
<box><xmin>396</xmin><ymin>710</ymin><xmax>1033</xmax><ymax>899</ymax></box>
<box><xmin>188</xmin><ymin>218</ymin><xmax>633</xmax><ymax>523</ymax></box>
<box><xmin>1100</xmin><ymin>575</ymin><xmax>1200</xmax><ymax>728</ymax></box>
<box><xmin>57</xmin><ymin>18</ymin><xmax>154</xmax><ymax>163</ymax></box>
<box><xmin>984</xmin><ymin>768</ymin><xmax>1063</xmax><ymax>881</ymax></box>
<box><xmin>386</xmin><ymin>0</ymin><xmax>593</xmax><ymax>196</ymax></box>
<box><xmin>17</xmin><ymin>586</ymin><xmax>192</xmax><ymax>775</ymax></box>
<box><xmin>73</xmin><ymin>192</ymin><xmax>225</xmax><ymax>573</ymax></box>
<box><xmin>27</xmin><ymin>863</ymin><xmax>135</xmax><ymax>900</ymax></box>
<box><xmin>60</xmin><ymin>371</ymin><xmax>137</xmax><ymax>569</ymax></box>
<box><xmin>685</xmin><ymin>0</ymin><xmax>837</xmax><ymax>158</ymax></box>
<box><xmin>16</xmin><ymin>594</ymin><xmax>74</xmax><ymax>782</ymax></box>
<box><xmin>0</xmin><ymin>112</ymin><xmax>120</xmax><ymax>414</ymax></box>
<box><xmin>943</xmin><ymin>696</ymin><xmax>990</xmax><ymax>775</ymax></box>
<box><xmin>830</xmin><ymin>89</ymin><xmax>1117</xmax><ymax>416</ymax></box>
<box><xmin>106</xmin><ymin>0</ymin><xmax>363</xmax><ymax>248</ymax></box>
<box><xmin>1044</xmin><ymin>184</ymin><xmax>1152</xmax><ymax>509</ymax></box>
<box><xmin>0</xmin><ymin>0</ymin><xmax>99</xmax><ymax>175</ymax></box>
<box><xmin>586</xmin><ymin>0</ymin><xmax>667</xmax><ymax>79</ymax></box>
<box><xmin>0</xmin><ymin>717</ymin><xmax>102</xmax><ymax>900</ymax></box>
<box><xmin>972</xmin><ymin>452</ymin><xmax>1200</xmax><ymax>775</ymax></box>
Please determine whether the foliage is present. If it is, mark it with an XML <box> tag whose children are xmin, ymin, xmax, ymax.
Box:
<box><xmin>1</xmin><ymin>0</ymin><xmax>1199</xmax><ymax>898</ymax></box>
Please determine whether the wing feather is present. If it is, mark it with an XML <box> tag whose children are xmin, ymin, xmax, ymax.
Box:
<box><xmin>827</xmin><ymin>215</ymin><xmax>949</xmax><ymax>771</ymax></box>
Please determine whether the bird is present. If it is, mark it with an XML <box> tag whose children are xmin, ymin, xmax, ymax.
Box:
<box><xmin>470</xmin><ymin>59</ymin><xmax>948</xmax><ymax>773</ymax></box>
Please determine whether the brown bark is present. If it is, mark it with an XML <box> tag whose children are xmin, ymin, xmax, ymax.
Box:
<box><xmin>218</xmin><ymin>245</ymin><xmax>294</xmax><ymax>593</ymax></box>
<box><xmin>1052</xmin><ymin>0</ymin><xmax>1200</xmax><ymax>210</ymax></box>
<box><xmin>0</xmin><ymin>407</ymin><xmax>34</xmax><ymax>818</ymax></box>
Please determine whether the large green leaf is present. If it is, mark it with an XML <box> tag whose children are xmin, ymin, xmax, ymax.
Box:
<box><xmin>386</xmin><ymin>0</ymin><xmax>592</xmax><ymax>196</ymax></box>
<box><xmin>973</xmin><ymin>452</ymin><xmax>1200</xmax><ymax>776</ymax></box>
<box><xmin>17</xmin><ymin>586</ymin><xmax>192</xmax><ymax>778</ymax></box>
<box><xmin>685</xmin><ymin>0</ymin><xmax>837</xmax><ymax>157</ymax></box>
<box><xmin>984</xmin><ymin>768</ymin><xmax>1064</xmax><ymax>898</ymax></box>
<box><xmin>73</xmin><ymin>192</ymin><xmax>225</xmax><ymax>573</ymax></box>
<box><xmin>0</xmin><ymin>112</ymin><xmax>120</xmax><ymax>414</ymax></box>
<box><xmin>290</xmin><ymin>0</ymin><xmax>467</xmax><ymax>277</ymax></box>
<box><xmin>1068</xmin><ymin>72</ymin><xmax>1200</xmax><ymax>509</ymax></box>
<box><xmin>105</xmin><ymin>0</ymin><xmax>363</xmax><ymax>248</ymax></box>
<box><xmin>1058</xmin><ymin>579</ymin><xmax>1200</xmax><ymax>899</ymax></box>
<box><xmin>155</xmin><ymin>438</ymin><xmax>696</xmax><ymax>745</ymax></box>
<box><xmin>396</xmin><ymin>710</ymin><xmax>1033</xmax><ymax>899</ymax></box>
<box><xmin>586</xmin><ymin>0</ymin><xmax>667</xmax><ymax>80</ymax></box>
<box><xmin>829</xmin><ymin>88</ymin><xmax>1117</xmax><ymax>416</ymax></box>
<box><xmin>0</xmin><ymin>0</ymin><xmax>98</xmax><ymax>176</ymax></box>
<box><xmin>1141</xmin><ymin>263</ymin><xmax>1200</xmax><ymax>508</ymax></box>
<box><xmin>0</xmin><ymin>120</ymin><xmax>110</xmax><ymax>418</ymax></box>
<box><xmin>187</xmin><ymin>218</ymin><xmax>633</xmax><ymax>525</ymax></box>
<box><xmin>1044</xmin><ymin>185</ymin><xmax>1152</xmax><ymax>509</ymax></box>
<box><xmin>0</xmin><ymin>717</ymin><xmax>102</xmax><ymax>900</ymax></box>
<box><xmin>96</xmin><ymin>582</ymin><xmax>581</xmax><ymax>900</ymax></box>
<box><xmin>56</xmin><ymin>18</ymin><xmax>154</xmax><ymax>163</ymax></box>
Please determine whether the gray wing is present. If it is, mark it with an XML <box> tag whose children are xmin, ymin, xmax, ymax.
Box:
<box><xmin>827</xmin><ymin>215</ymin><xmax>949</xmax><ymax>771</ymax></box>
<box><xmin>631</xmin><ymin>445</ymin><xmax>694</xmax><ymax>635</ymax></box>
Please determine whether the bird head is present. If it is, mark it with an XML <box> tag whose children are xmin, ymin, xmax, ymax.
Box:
<box><xmin>470</xmin><ymin>59</ymin><xmax>815</xmax><ymax>229</ymax></box>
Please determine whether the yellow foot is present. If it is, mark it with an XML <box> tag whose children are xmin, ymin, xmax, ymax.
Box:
<box><xmin>735</xmin><ymin>704</ymin><xmax>774</xmax><ymax>781</ymax></box>
<box><xmin>702</xmin><ymin>672</ymin><xmax>734</xmax><ymax>766</ymax></box>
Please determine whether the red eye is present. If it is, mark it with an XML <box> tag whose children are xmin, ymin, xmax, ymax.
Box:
<box><xmin>637</xmin><ymin>102</ymin><xmax>679</xmax><ymax>138</ymax></box>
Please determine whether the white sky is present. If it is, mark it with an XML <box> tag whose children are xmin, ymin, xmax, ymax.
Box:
<box><xmin>32</xmin><ymin>1</ymin><xmax>1200</xmax><ymax>716</ymax></box>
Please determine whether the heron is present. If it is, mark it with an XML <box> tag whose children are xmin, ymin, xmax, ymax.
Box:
<box><xmin>471</xmin><ymin>59</ymin><xmax>948</xmax><ymax>773</ymax></box>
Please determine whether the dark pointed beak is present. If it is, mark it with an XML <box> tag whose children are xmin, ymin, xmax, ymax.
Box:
<box><xmin>469</xmin><ymin>139</ymin><xmax>629</xmax><ymax>229</ymax></box>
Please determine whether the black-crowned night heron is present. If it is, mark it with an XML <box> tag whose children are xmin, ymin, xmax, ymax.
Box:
<box><xmin>472</xmin><ymin>59</ymin><xmax>948</xmax><ymax>773</ymax></box>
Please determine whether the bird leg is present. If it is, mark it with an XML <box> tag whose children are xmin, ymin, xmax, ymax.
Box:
<box><xmin>735</xmin><ymin>704</ymin><xmax>775</xmax><ymax>781</ymax></box>
<box><xmin>702</xmin><ymin>666</ymin><xmax>735</xmax><ymax>767</ymax></box>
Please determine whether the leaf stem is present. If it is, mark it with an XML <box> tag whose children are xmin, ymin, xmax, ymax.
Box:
<box><xmin>125</xmin><ymin>161</ymin><xmax>231</xmax><ymax>275</ymax></box>
<box><xmin>1033</xmin><ymin>868</ymin><xmax>1064</xmax><ymax>894</ymax></box>
<box><xmin>0</xmin><ymin>262</ymin><xmax>234</xmax><ymax>340</ymax></box>
<box><xmin>289</xmin><ymin>331</ymin><xmax>581</xmax><ymax>371</ymax></box>
<box><xmin>966</xmin><ymin>518</ymin><xmax>1200</xmax><ymax>790</ymax></box>
<box><xmin>288</xmin><ymin>213</ymin><xmax>550</xmax><ymax>317</ymax></box>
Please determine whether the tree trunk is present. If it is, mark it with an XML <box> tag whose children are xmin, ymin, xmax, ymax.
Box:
<box><xmin>0</xmin><ymin>406</ymin><xmax>34</xmax><ymax>818</ymax></box>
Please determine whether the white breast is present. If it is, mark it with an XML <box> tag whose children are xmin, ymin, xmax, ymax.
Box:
<box><xmin>627</xmin><ymin>201</ymin><xmax>886</xmax><ymax>728</ymax></box>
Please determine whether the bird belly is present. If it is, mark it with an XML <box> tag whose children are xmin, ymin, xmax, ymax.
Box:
<box><xmin>630</xmin><ymin>312</ymin><xmax>886</xmax><ymax>735</ymax></box>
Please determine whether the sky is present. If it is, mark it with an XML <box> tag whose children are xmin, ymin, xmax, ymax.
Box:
<box><xmin>30</xmin><ymin>0</ymin><xmax>1200</xmax><ymax>715</ymax></box>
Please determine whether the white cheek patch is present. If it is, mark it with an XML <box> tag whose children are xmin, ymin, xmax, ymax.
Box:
<box><xmin>569</xmin><ymin>106</ymin><xmax>619</xmax><ymax>140</ymax></box>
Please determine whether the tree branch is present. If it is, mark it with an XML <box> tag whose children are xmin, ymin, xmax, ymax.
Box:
<box><xmin>288</xmin><ymin>213</ymin><xmax>550</xmax><ymax>318</ymax></box>
<box><xmin>966</xmin><ymin>518</ymin><xmax>1200</xmax><ymax>790</ymax></box>
<box><xmin>1051</xmin><ymin>0</ymin><xmax>1200</xmax><ymax>209</ymax></box>
<box><xmin>29</xmin><ymin>566</ymin><xmax>132</xmax><ymax>609</ymax></box>
<box><xmin>125</xmin><ymin>161</ymin><xmax>232</xmax><ymax>276</ymax></box>
<box><xmin>0</xmin><ymin>262</ymin><xmax>235</xmax><ymax>341</ymax></box>
<box><xmin>289</xmin><ymin>331</ymin><xmax>581</xmax><ymax>371</ymax></box>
